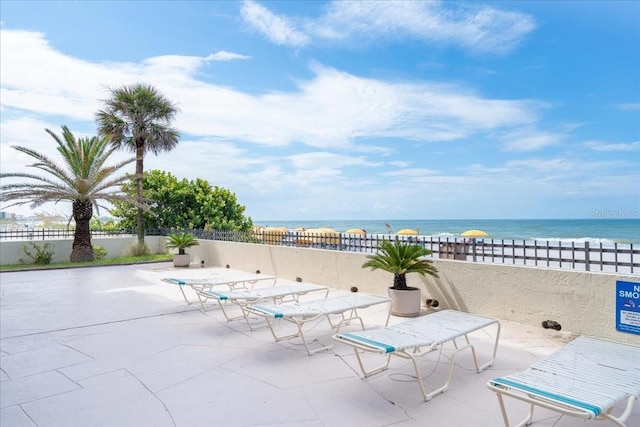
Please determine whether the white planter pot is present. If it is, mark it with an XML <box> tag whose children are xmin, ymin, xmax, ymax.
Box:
<box><xmin>387</xmin><ymin>287</ymin><xmax>421</xmax><ymax>317</ymax></box>
<box><xmin>173</xmin><ymin>254</ymin><xmax>191</xmax><ymax>267</ymax></box>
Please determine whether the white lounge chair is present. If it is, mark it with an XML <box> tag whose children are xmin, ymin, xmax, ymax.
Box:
<box><xmin>487</xmin><ymin>336</ymin><xmax>640</xmax><ymax>427</ymax></box>
<box><xmin>162</xmin><ymin>272</ymin><xmax>276</xmax><ymax>304</ymax></box>
<box><xmin>333</xmin><ymin>309</ymin><xmax>501</xmax><ymax>401</ymax></box>
<box><xmin>197</xmin><ymin>283</ymin><xmax>329</xmax><ymax>323</ymax></box>
<box><xmin>244</xmin><ymin>293</ymin><xmax>391</xmax><ymax>355</ymax></box>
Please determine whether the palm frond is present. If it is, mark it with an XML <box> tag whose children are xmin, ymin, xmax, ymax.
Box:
<box><xmin>362</xmin><ymin>241</ymin><xmax>439</xmax><ymax>290</ymax></box>
<box><xmin>1</xmin><ymin>126</ymin><xmax>135</xmax><ymax>211</ymax></box>
<box><xmin>96</xmin><ymin>83</ymin><xmax>180</xmax><ymax>155</ymax></box>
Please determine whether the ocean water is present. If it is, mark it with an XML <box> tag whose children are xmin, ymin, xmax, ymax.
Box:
<box><xmin>255</xmin><ymin>219</ymin><xmax>640</xmax><ymax>245</ymax></box>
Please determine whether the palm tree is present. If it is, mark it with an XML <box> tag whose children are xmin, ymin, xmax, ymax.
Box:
<box><xmin>0</xmin><ymin>126</ymin><xmax>137</xmax><ymax>261</ymax></box>
<box><xmin>96</xmin><ymin>83</ymin><xmax>180</xmax><ymax>244</ymax></box>
<box><xmin>362</xmin><ymin>241</ymin><xmax>439</xmax><ymax>290</ymax></box>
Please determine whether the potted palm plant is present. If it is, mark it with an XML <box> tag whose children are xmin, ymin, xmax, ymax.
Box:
<box><xmin>165</xmin><ymin>232</ymin><xmax>199</xmax><ymax>267</ymax></box>
<box><xmin>362</xmin><ymin>241</ymin><xmax>439</xmax><ymax>317</ymax></box>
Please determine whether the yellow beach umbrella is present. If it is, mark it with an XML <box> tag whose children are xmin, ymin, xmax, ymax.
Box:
<box><xmin>345</xmin><ymin>228</ymin><xmax>366</xmax><ymax>235</ymax></box>
<box><xmin>263</xmin><ymin>227</ymin><xmax>287</xmax><ymax>244</ymax></box>
<box><xmin>397</xmin><ymin>229</ymin><xmax>418</xmax><ymax>236</ymax></box>
<box><xmin>461</xmin><ymin>229</ymin><xmax>489</xmax><ymax>238</ymax></box>
<box><xmin>318</xmin><ymin>228</ymin><xmax>339</xmax><ymax>239</ymax></box>
<box><xmin>263</xmin><ymin>227</ymin><xmax>288</xmax><ymax>233</ymax></box>
<box><xmin>306</xmin><ymin>228</ymin><xmax>339</xmax><ymax>244</ymax></box>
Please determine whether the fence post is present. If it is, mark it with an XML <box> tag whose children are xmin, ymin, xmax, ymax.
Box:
<box><xmin>584</xmin><ymin>241</ymin><xmax>590</xmax><ymax>272</ymax></box>
<box><xmin>472</xmin><ymin>239</ymin><xmax>477</xmax><ymax>262</ymax></box>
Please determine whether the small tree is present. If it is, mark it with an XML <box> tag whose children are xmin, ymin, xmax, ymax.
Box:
<box><xmin>362</xmin><ymin>241</ymin><xmax>439</xmax><ymax>290</ymax></box>
<box><xmin>165</xmin><ymin>232</ymin><xmax>199</xmax><ymax>255</ymax></box>
<box><xmin>111</xmin><ymin>169</ymin><xmax>253</xmax><ymax>231</ymax></box>
<box><xmin>0</xmin><ymin>126</ymin><xmax>137</xmax><ymax>261</ymax></box>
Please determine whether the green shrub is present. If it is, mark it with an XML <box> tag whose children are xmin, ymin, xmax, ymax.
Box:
<box><xmin>92</xmin><ymin>244</ymin><xmax>108</xmax><ymax>260</ymax></box>
<box><xmin>18</xmin><ymin>242</ymin><xmax>55</xmax><ymax>265</ymax></box>
<box><xmin>127</xmin><ymin>241</ymin><xmax>150</xmax><ymax>257</ymax></box>
<box><xmin>165</xmin><ymin>232</ymin><xmax>199</xmax><ymax>255</ymax></box>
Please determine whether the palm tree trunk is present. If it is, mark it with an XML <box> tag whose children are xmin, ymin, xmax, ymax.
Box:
<box><xmin>393</xmin><ymin>273</ymin><xmax>407</xmax><ymax>290</ymax></box>
<box><xmin>71</xmin><ymin>200</ymin><xmax>94</xmax><ymax>261</ymax></box>
<box><xmin>136</xmin><ymin>140</ymin><xmax>145</xmax><ymax>244</ymax></box>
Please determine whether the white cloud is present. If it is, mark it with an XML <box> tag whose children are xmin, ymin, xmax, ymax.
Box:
<box><xmin>240</xmin><ymin>0</ymin><xmax>310</xmax><ymax>47</ymax></box>
<box><xmin>584</xmin><ymin>140</ymin><xmax>640</xmax><ymax>152</ymax></box>
<box><xmin>0</xmin><ymin>28</ymin><xmax>541</xmax><ymax>156</ymax></box>
<box><xmin>381</xmin><ymin>168</ymin><xmax>439</xmax><ymax>178</ymax></box>
<box><xmin>0</xmin><ymin>30</ymin><xmax>142</xmax><ymax>120</ymax></box>
<box><xmin>205</xmin><ymin>51</ymin><xmax>251</xmax><ymax>61</ymax></box>
<box><xmin>286</xmin><ymin>152</ymin><xmax>367</xmax><ymax>169</ymax></box>
<box><xmin>501</xmin><ymin>129</ymin><xmax>563</xmax><ymax>151</ymax></box>
<box><xmin>389</xmin><ymin>160</ymin><xmax>412</xmax><ymax>168</ymax></box>
<box><xmin>242</xmin><ymin>0</ymin><xmax>535</xmax><ymax>54</ymax></box>
<box><xmin>166</xmin><ymin>61</ymin><xmax>542</xmax><ymax>149</ymax></box>
<box><xmin>505</xmin><ymin>158</ymin><xmax>573</xmax><ymax>172</ymax></box>
<box><xmin>141</xmin><ymin>51</ymin><xmax>250</xmax><ymax>75</ymax></box>
<box><xmin>3</xmin><ymin>27</ymin><xmax>626</xmax><ymax>221</ymax></box>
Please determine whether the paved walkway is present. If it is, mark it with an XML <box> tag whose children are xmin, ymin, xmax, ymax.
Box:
<box><xmin>1</xmin><ymin>263</ymin><xmax>638</xmax><ymax>426</ymax></box>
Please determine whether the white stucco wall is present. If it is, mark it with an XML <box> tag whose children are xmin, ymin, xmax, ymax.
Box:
<box><xmin>2</xmin><ymin>237</ymin><xmax>638</xmax><ymax>344</ymax></box>
<box><xmin>192</xmin><ymin>240</ymin><xmax>640</xmax><ymax>344</ymax></box>
<box><xmin>0</xmin><ymin>236</ymin><xmax>166</xmax><ymax>265</ymax></box>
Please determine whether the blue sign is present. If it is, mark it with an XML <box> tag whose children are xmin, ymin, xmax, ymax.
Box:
<box><xmin>616</xmin><ymin>280</ymin><xmax>640</xmax><ymax>335</ymax></box>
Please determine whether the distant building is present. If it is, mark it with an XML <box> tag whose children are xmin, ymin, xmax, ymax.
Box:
<box><xmin>1</xmin><ymin>211</ymin><xmax>17</xmax><ymax>221</ymax></box>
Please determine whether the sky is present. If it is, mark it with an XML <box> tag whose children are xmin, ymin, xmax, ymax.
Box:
<box><xmin>1</xmin><ymin>0</ymin><xmax>639</xmax><ymax>222</ymax></box>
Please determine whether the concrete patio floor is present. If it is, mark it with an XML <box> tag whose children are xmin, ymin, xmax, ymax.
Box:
<box><xmin>1</xmin><ymin>263</ymin><xmax>638</xmax><ymax>427</ymax></box>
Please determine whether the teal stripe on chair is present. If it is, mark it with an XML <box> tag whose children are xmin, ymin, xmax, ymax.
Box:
<box><xmin>167</xmin><ymin>278</ymin><xmax>186</xmax><ymax>285</ymax></box>
<box><xmin>491</xmin><ymin>377</ymin><xmax>601</xmax><ymax>417</ymax></box>
<box><xmin>202</xmin><ymin>290</ymin><xmax>228</xmax><ymax>300</ymax></box>
<box><xmin>340</xmin><ymin>332</ymin><xmax>396</xmax><ymax>353</ymax></box>
<box><xmin>251</xmin><ymin>305</ymin><xmax>283</xmax><ymax>318</ymax></box>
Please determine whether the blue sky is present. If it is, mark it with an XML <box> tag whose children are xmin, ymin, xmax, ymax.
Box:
<box><xmin>1</xmin><ymin>1</ymin><xmax>638</xmax><ymax>221</ymax></box>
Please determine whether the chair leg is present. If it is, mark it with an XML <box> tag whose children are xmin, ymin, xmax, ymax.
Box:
<box><xmin>495</xmin><ymin>392</ymin><xmax>536</xmax><ymax>427</ymax></box>
<box><xmin>352</xmin><ymin>349</ymin><xmax>392</xmax><ymax>377</ymax></box>
<box><xmin>599</xmin><ymin>395</ymin><xmax>636</xmax><ymax>426</ymax></box>
<box><xmin>178</xmin><ymin>285</ymin><xmax>192</xmax><ymax>304</ymax></box>
<box><xmin>290</xmin><ymin>318</ymin><xmax>334</xmax><ymax>356</ymax></box>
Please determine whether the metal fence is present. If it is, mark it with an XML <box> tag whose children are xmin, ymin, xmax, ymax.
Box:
<box><xmin>0</xmin><ymin>228</ymin><xmax>168</xmax><ymax>240</ymax></box>
<box><xmin>1</xmin><ymin>228</ymin><xmax>637</xmax><ymax>274</ymax></box>
<box><xmin>196</xmin><ymin>230</ymin><xmax>638</xmax><ymax>274</ymax></box>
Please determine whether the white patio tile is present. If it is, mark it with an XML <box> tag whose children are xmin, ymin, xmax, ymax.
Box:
<box><xmin>21</xmin><ymin>374</ymin><xmax>175</xmax><ymax>427</ymax></box>
<box><xmin>1</xmin><ymin>264</ymin><xmax>637</xmax><ymax>427</ymax></box>
<box><xmin>299</xmin><ymin>376</ymin><xmax>411</xmax><ymax>426</ymax></box>
<box><xmin>0</xmin><ymin>370</ymin><xmax>79</xmax><ymax>408</ymax></box>
<box><xmin>1</xmin><ymin>406</ymin><xmax>37</xmax><ymax>427</ymax></box>
<box><xmin>157</xmin><ymin>368</ymin><xmax>318</xmax><ymax>426</ymax></box>
<box><xmin>1</xmin><ymin>344</ymin><xmax>93</xmax><ymax>379</ymax></box>
<box><xmin>0</xmin><ymin>368</ymin><xmax>9</xmax><ymax>382</ymax></box>
<box><xmin>74</xmin><ymin>369</ymin><xmax>131</xmax><ymax>388</ymax></box>
<box><xmin>221</xmin><ymin>347</ymin><xmax>354</xmax><ymax>389</ymax></box>
<box><xmin>127</xmin><ymin>345</ymin><xmax>246</xmax><ymax>393</ymax></box>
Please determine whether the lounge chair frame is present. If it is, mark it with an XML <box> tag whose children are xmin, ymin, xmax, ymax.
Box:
<box><xmin>245</xmin><ymin>293</ymin><xmax>392</xmax><ymax>355</ymax></box>
<box><xmin>197</xmin><ymin>283</ymin><xmax>329</xmax><ymax>325</ymax></box>
<box><xmin>162</xmin><ymin>273</ymin><xmax>276</xmax><ymax>305</ymax></box>
<box><xmin>487</xmin><ymin>336</ymin><xmax>640</xmax><ymax>427</ymax></box>
<box><xmin>333</xmin><ymin>310</ymin><xmax>501</xmax><ymax>402</ymax></box>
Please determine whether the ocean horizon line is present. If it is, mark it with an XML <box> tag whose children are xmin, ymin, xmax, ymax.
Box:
<box><xmin>254</xmin><ymin>217</ymin><xmax>639</xmax><ymax>222</ymax></box>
